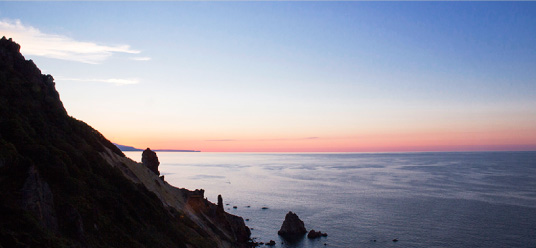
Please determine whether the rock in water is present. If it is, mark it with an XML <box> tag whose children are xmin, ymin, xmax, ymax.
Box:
<box><xmin>142</xmin><ymin>148</ymin><xmax>160</xmax><ymax>175</ymax></box>
<box><xmin>307</xmin><ymin>229</ymin><xmax>328</xmax><ymax>239</ymax></box>
<box><xmin>278</xmin><ymin>211</ymin><xmax>307</xmax><ymax>236</ymax></box>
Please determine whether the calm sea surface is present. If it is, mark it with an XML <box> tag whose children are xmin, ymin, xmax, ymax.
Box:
<box><xmin>124</xmin><ymin>151</ymin><xmax>536</xmax><ymax>248</ymax></box>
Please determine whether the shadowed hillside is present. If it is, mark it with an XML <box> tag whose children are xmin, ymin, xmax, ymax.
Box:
<box><xmin>0</xmin><ymin>37</ymin><xmax>250</xmax><ymax>248</ymax></box>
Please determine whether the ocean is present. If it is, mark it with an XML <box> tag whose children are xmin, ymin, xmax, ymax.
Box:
<box><xmin>124</xmin><ymin>151</ymin><xmax>536</xmax><ymax>248</ymax></box>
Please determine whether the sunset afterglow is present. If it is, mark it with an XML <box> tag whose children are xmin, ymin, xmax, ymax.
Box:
<box><xmin>1</xmin><ymin>2</ymin><xmax>535</xmax><ymax>152</ymax></box>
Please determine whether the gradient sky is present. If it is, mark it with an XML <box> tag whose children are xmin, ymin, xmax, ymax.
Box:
<box><xmin>1</xmin><ymin>2</ymin><xmax>536</xmax><ymax>152</ymax></box>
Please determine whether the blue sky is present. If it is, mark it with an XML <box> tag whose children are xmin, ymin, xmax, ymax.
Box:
<box><xmin>1</xmin><ymin>2</ymin><xmax>535</xmax><ymax>151</ymax></box>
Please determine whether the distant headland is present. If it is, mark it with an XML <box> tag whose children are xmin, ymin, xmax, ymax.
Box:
<box><xmin>113</xmin><ymin>143</ymin><xmax>200</xmax><ymax>152</ymax></box>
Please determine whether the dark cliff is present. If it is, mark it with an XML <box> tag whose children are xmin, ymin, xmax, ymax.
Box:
<box><xmin>0</xmin><ymin>37</ymin><xmax>250</xmax><ymax>248</ymax></box>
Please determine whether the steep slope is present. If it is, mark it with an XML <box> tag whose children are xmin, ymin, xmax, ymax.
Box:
<box><xmin>0</xmin><ymin>37</ymin><xmax>250</xmax><ymax>248</ymax></box>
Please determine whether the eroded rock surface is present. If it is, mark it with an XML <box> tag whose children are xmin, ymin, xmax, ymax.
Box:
<box><xmin>278</xmin><ymin>211</ymin><xmax>307</xmax><ymax>236</ymax></box>
<box><xmin>21</xmin><ymin>166</ymin><xmax>58</xmax><ymax>232</ymax></box>
<box><xmin>142</xmin><ymin>148</ymin><xmax>160</xmax><ymax>175</ymax></box>
<box><xmin>307</xmin><ymin>229</ymin><xmax>327</xmax><ymax>239</ymax></box>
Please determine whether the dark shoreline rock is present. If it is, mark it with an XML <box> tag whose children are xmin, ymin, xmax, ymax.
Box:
<box><xmin>217</xmin><ymin>194</ymin><xmax>225</xmax><ymax>215</ymax></box>
<box><xmin>142</xmin><ymin>148</ymin><xmax>160</xmax><ymax>175</ymax></box>
<box><xmin>307</xmin><ymin>229</ymin><xmax>328</xmax><ymax>239</ymax></box>
<box><xmin>278</xmin><ymin>211</ymin><xmax>307</xmax><ymax>237</ymax></box>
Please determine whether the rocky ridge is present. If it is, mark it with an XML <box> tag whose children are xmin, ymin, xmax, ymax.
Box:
<box><xmin>0</xmin><ymin>36</ymin><xmax>251</xmax><ymax>248</ymax></box>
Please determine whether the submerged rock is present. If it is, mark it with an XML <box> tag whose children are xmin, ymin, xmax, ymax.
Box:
<box><xmin>278</xmin><ymin>211</ymin><xmax>307</xmax><ymax>237</ymax></box>
<box><xmin>142</xmin><ymin>148</ymin><xmax>160</xmax><ymax>175</ymax></box>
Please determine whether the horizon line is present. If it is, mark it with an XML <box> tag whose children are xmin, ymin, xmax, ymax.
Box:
<box><xmin>122</xmin><ymin>149</ymin><xmax>536</xmax><ymax>153</ymax></box>
<box><xmin>115</xmin><ymin>143</ymin><xmax>536</xmax><ymax>153</ymax></box>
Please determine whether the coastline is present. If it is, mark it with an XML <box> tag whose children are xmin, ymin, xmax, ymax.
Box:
<box><xmin>0</xmin><ymin>37</ymin><xmax>252</xmax><ymax>248</ymax></box>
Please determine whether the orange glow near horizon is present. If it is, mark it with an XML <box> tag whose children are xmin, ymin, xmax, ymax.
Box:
<box><xmin>5</xmin><ymin>2</ymin><xmax>536</xmax><ymax>154</ymax></box>
<box><xmin>108</xmin><ymin>128</ymin><xmax>536</xmax><ymax>153</ymax></box>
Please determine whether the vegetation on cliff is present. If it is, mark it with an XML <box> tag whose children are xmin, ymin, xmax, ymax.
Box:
<box><xmin>0</xmin><ymin>37</ymin><xmax>250</xmax><ymax>248</ymax></box>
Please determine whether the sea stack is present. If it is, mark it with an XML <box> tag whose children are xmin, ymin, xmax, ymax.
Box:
<box><xmin>217</xmin><ymin>194</ymin><xmax>225</xmax><ymax>215</ymax></box>
<box><xmin>278</xmin><ymin>211</ymin><xmax>307</xmax><ymax>237</ymax></box>
<box><xmin>142</xmin><ymin>148</ymin><xmax>160</xmax><ymax>175</ymax></box>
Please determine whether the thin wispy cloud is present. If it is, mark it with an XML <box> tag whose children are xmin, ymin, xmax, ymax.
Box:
<box><xmin>0</xmin><ymin>19</ymin><xmax>140</xmax><ymax>64</ymax></box>
<box><xmin>130</xmin><ymin>57</ymin><xmax>151</xmax><ymax>61</ymax></box>
<box><xmin>57</xmin><ymin>77</ymin><xmax>140</xmax><ymax>86</ymax></box>
<box><xmin>206</xmin><ymin>137</ymin><xmax>320</xmax><ymax>142</ymax></box>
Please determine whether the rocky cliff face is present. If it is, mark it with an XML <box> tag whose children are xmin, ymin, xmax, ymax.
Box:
<box><xmin>0</xmin><ymin>37</ymin><xmax>251</xmax><ymax>248</ymax></box>
<box><xmin>21</xmin><ymin>165</ymin><xmax>58</xmax><ymax>232</ymax></box>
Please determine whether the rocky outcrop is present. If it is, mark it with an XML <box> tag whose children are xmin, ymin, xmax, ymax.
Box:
<box><xmin>217</xmin><ymin>194</ymin><xmax>225</xmax><ymax>215</ymax></box>
<box><xmin>142</xmin><ymin>148</ymin><xmax>160</xmax><ymax>175</ymax></box>
<box><xmin>21</xmin><ymin>166</ymin><xmax>58</xmax><ymax>232</ymax></box>
<box><xmin>278</xmin><ymin>211</ymin><xmax>307</xmax><ymax>237</ymax></box>
<box><xmin>225</xmin><ymin>213</ymin><xmax>252</xmax><ymax>245</ymax></box>
<box><xmin>0</xmin><ymin>37</ymin><xmax>252</xmax><ymax>248</ymax></box>
<box><xmin>103</xmin><ymin>146</ymin><xmax>253</xmax><ymax>248</ymax></box>
<box><xmin>307</xmin><ymin>229</ymin><xmax>327</xmax><ymax>239</ymax></box>
<box><xmin>185</xmin><ymin>189</ymin><xmax>207</xmax><ymax>213</ymax></box>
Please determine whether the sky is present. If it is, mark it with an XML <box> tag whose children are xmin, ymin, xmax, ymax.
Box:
<box><xmin>1</xmin><ymin>2</ymin><xmax>536</xmax><ymax>152</ymax></box>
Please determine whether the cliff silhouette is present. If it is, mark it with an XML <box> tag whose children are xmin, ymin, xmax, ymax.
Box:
<box><xmin>0</xmin><ymin>37</ymin><xmax>250</xmax><ymax>248</ymax></box>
